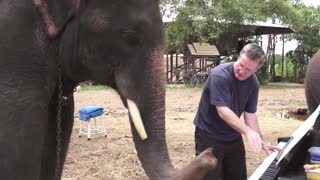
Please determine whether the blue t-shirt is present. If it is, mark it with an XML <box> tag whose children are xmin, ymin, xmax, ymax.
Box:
<box><xmin>193</xmin><ymin>62</ymin><xmax>259</xmax><ymax>141</ymax></box>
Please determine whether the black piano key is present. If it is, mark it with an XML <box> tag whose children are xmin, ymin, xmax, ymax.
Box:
<box><xmin>259</xmin><ymin>159</ymin><xmax>280</xmax><ymax>180</ymax></box>
<box><xmin>262</xmin><ymin>172</ymin><xmax>275</xmax><ymax>177</ymax></box>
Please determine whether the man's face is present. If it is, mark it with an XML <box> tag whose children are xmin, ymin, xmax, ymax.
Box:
<box><xmin>233</xmin><ymin>53</ymin><xmax>259</xmax><ymax>81</ymax></box>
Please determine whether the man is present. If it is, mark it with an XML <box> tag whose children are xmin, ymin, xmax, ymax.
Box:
<box><xmin>193</xmin><ymin>43</ymin><xmax>280</xmax><ymax>180</ymax></box>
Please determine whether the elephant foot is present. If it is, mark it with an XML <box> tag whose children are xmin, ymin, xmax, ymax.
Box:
<box><xmin>171</xmin><ymin>148</ymin><xmax>217</xmax><ymax>180</ymax></box>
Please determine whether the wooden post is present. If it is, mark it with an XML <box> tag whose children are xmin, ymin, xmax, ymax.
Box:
<box><xmin>281</xmin><ymin>34</ymin><xmax>285</xmax><ymax>80</ymax></box>
<box><xmin>170</xmin><ymin>52</ymin><xmax>173</xmax><ymax>83</ymax></box>
<box><xmin>166</xmin><ymin>53</ymin><xmax>169</xmax><ymax>83</ymax></box>
<box><xmin>175</xmin><ymin>53</ymin><xmax>178</xmax><ymax>68</ymax></box>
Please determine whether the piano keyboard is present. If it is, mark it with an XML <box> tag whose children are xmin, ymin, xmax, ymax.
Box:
<box><xmin>248</xmin><ymin>142</ymin><xmax>286</xmax><ymax>180</ymax></box>
<box><xmin>249</xmin><ymin>105</ymin><xmax>320</xmax><ymax>180</ymax></box>
<box><xmin>258</xmin><ymin>136</ymin><xmax>293</xmax><ymax>180</ymax></box>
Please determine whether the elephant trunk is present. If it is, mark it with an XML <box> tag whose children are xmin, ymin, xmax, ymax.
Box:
<box><xmin>129</xmin><ymin>100</ymin><xmax>175</xmax><ymax>179</ymax></box>
<box><xmin>116</xmin><ymin>48</ymin><xmax>216</xmax><ymax>179</ymax></box>
<box><xmin>127</xmin><ymin>49</ymin><xmax>175</xmax><ymax>179</ymax></box>
<box><xmin>126</xmin><ymin>72</ymin><xmax>217</xmax><ymax>180</ymax></box>
<box><xmin>114</xmin><ymin>47</ymin><xmax>175</xmax><ymax>178</ymax></box>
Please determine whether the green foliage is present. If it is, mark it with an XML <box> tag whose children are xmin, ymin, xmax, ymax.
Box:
<box><xmin>284</xmin><ymin>59</ymin><xmax>295</xmax><ymax>81</ymax></box>
<box><xmin>162</xmin><ymin>0</ymin><xmax>299</xmax><ymax>52</ymax></box>
<box><xmin>260</xmin><ymin>0</ymin><xmax>303</xmax><ymax>28</ymax></box>
<box><xmin>289</xmin><ymin>5</ymin><xmax>320</xmax><ymax>57</ymax></box>
<box><xmin>273</xmin><ymin>54</ymin><xmax>284</xmax><ymax>76</ymax></box>
<box><xmin>256</xmin><ymin>63</ymin><xmax>269</xmax><ymax>83</ymax></box>
<box><xmin>270</xmin><ymin>54</ymin><xmax>297</xmax><ymax>82</ymax></box>
<box><xmin>277</xmin><ymin>4</ymin><xmax>320</xmax><ymax>83</ymax></box>
<box><xmin>79</xmin><ymin>85</ymin><xmax>109</xmax><ymax>91</ymax></box>
<box><xmin>285</xmin><ymin>49</ymin><xmax>308</xmax><ymax>82</ymax></box>
<box><xmin>263</xmin><ymin>53</ymin><xmax>305</xmax><ymax>83</ymax></box>
<box><xmin>164</xmin><ymin>0</ymin><xmax>224</xmax><ymax>51</ymax></box>
<box><xmin>260</xmin><ymin>83</ymin><xmax>303</xmax><ymax>89</ymax></box>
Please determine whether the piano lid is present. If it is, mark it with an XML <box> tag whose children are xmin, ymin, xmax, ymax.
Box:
<box><xmin>277</xmin><ymin>104</ymin><xmax>320</xmax><ymax>163</ymax></box>
<box><xmin>313</xmin><ymin>105</ymin><xmax>320</xmax><ymax>130</ymax></box>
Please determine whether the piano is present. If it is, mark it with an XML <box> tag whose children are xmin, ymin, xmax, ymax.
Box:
<box><xmin>249</xmin><ymin>105</ymin><xmax>320</xmax><ymax>180</ymax></box>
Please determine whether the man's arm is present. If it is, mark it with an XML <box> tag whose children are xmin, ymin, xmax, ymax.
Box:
<box><xmin>216</xmin><ymin>106</ymin><xmax>262</xmax><ymax>152</ymax></box>
<box><xmin>244</xmin><ymin>112</ymin><xmax>263</xmax><ymax>137</ymax></box>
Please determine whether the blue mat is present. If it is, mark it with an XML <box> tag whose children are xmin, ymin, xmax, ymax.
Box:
<box><xmin>79</xmin><ymin>106</ymin><xmax>104</xmax><ymax>121</ymax></box>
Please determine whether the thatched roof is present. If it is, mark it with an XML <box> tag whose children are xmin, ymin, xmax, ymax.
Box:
<box><xmin>187</xmin><ymin>43</ymin><xmax>220</xmax><ymax>58</ymax></box>
<box><xmin>234</xmin><ymin>21</ymin><xmax>294</xmax><ymax>37</ymax></box>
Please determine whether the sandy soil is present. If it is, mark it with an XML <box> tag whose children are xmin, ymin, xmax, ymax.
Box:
<box><xmin>62</xmin><ymin>84</ymin><xmax>307</xmax><ymax>180</ymax></box>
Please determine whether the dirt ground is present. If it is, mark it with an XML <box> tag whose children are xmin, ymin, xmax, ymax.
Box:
<box><xmin>62</xmin><ymin>83</ymin><xmax>307</xmax><ymax>180</ymax></box>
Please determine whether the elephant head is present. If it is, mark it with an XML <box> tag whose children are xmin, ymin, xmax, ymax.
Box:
<box><xmin>305</xmin><ymin>50</ymin><xmax>320</xmax><ymax>115</ymax></box>
<box><xmin>32</xmin><ymin>0</ymin><xmax>217</xmax><ymax>179</ymax></box>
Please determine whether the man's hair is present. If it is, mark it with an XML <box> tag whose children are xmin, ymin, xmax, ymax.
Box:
<box><xmin>239</xmin><ymin>43</ymin><xmax>266</xmax><ymax>68</ymax></box>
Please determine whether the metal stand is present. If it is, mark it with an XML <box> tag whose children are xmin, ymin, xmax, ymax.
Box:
<box><xmin>79</xmin><ymin>115</ymin><xmax>107</xmax><ymax>140</ymax></box>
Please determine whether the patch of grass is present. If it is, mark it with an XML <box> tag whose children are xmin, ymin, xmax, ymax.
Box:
<box><xmin>260</xmin><ymin>83</ymin><xmax>304</xmax><ymax>89</ymax></box>
<box><xmin>79</xmin><ymin>83</ymin><xmax>303</xmax><ymax>91</ymax></box>
<box><xmin>79</xmin><ymin>85</ymin><xmax>109</xmax><ymax>91</ymax></box>
<box><xmin>165</xmin><ymin>84</ymin><xmax>204</xmax><ymax>89</ymax></box>
<box><xmin>166</xmin><ymin>84</ymin><xmax>188</xmax><ymax>89</ymax></box>
<box><xmin>80</xmin><ymin>84</ymin><xmax>201</xmax><ymax>91</ymax></box>
<box><xmin>293</xmin><ymin>101</ymin><xmax>307</xmax><ymax>107</ymax></box>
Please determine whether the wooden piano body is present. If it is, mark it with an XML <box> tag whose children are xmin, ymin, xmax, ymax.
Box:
<box><xmin>249</xmin><ymin>105</ymin><xmax>320</xmax><ymax>180</ymax></box>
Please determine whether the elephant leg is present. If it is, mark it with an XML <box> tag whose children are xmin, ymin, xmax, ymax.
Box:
<box><xmin>0</xmin><ymin>100</ymin><xmax>48</xmax><ymax>180</ymax></box>
<box><xmin>40</xmin><ymin>93</ymin><xmax>74</xmax><ymax>180</ymax></box>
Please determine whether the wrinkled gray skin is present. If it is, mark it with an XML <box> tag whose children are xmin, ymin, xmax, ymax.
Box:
<box><xmin>305</xmin><ymin>49</ymin><xmax>320</xmax><ymax>114</ymax></box>
<box><xmin>0</xmin><ymin>0</ymin><xmax>216</xmax><ymax>180</ymax></box>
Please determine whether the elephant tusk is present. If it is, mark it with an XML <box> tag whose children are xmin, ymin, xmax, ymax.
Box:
<box><xmin>127</xmin><ymin>99</ymin><xmax>148</xmax><ymax>140</ymax></box>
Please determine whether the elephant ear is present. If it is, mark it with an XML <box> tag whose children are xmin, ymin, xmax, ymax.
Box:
<box><xmin>34</xmin><ymin>0</ymin><xmax>81</xmax><ymax>38</ymax></box>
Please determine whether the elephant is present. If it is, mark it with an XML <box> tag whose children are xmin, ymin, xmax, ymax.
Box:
<box><xmin>305</xmin><ymin>49</ymin><xmax>320</xmax><ymax>114</ymax></box>
<box><xmin>0</xmin><ymin>0</ymin><xmax>217</xmax><ymax>179</ymax></box>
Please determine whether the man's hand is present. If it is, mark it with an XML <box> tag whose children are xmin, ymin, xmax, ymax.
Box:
<box><xmin>261</xmin><ymin>141</ymin><xmax>281</xmax><ymax>155</ymax></box>
<box><xmin>244</xmin><ymin>129</ymin><xmax>281</xmax><ymax>154</ymax></box>
<box><xmin>244</xmin><ymin>129</ymin><xmax>262</xmax><ymax>152</ymax></box>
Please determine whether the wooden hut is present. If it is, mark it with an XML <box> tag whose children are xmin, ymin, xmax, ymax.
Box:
<box><xmin>166</xmin><ymin>43</ymin><xmax>220</xmax><ymax>86</ymax></box>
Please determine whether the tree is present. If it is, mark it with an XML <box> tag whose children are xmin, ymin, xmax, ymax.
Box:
<box><xmin>291</xmin><ymin>5</ymin><xmax>320</xmax><ymax>56</ymax></box>
<box><xmin>160</xmin><ymin>0</ymin><xmax>319</xmax><ymax>83</ymax></box>
<box><xmin>285</xmin><ymin>4</ymin><xmax>320</xmax><ymax>82</ymax></box>
<box><xmin>286</xmin><ymin>48</ymin><xmax>308</xmax><ymax>82</ymax></box>
<box><xmin>161</xmin><ymin>0</ymin><xmax>299</xmax><ymax>52</ymax></box>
